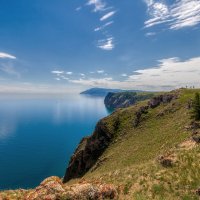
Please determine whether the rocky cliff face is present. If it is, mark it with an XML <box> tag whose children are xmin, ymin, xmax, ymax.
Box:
<box><xmin>63</xmin><ymin>120</ymin><xmax>114</xmax><ymax>183</ymax></box>
<box><xmin>64</xmin><ymin>93</ymin><xmax>177</xmax><ymax>183</ymax></box>
<box><xmin>104</xmin><ymin>92</ymin><xmax>154</xmax><ymax>109</ymax></box>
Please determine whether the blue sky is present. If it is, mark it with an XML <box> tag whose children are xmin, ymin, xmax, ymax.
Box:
<box><xmin>0</xmin><ymin>0</ymin><xmax>200</xmax><ymax>93</ymax></box>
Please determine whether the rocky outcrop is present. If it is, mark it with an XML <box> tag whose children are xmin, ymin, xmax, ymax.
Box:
<box><xmin>0</xmin><ymin>177</ymin><xmax>118</xmax><ymax>200</ymax></box>
<box><xmin>148</xmin><ymin>94</ymin><xmax>176</xmax><ymax>108</ymax></box>
<box><xmin>63</xmin><ymin>120</ymin><xmax>114</xmax><ymax>183</ymax></box>
<box><xmin>24</xmin><ymin>177</ymin><xmax>118</xmax><ymax>200</ymax></box>
<box><xmin>104</xmin><ymin>92</ymin><xmax>154</xmax><ymax>109</ymax></box>
<box><xmin>133</xmin><ymin>94</ymin><xmax>177</xmax><ymax>127</ymax></box>
<box><xmin>157</xmin><ymin>155</ymin><xmax>176</xmax><ymax>167</ymax></box>
<box><xmin>133</xmin><ymin>106</ymin><xmax>149</xmax><ymax>127</ymax></box>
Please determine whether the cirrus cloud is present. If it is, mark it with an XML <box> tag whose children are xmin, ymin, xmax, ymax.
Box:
<box><xmin>86</xmin><ymin>0</ymin><xmax>106</xmax><ymax>12</ymax></box>
<box><xmin>97</xmin><ymin>37</ymin><xmax>114</xmax><ymax>50</ymax></box>
<box><xmin>51</xmin><ymin>70</ymin><xmax>64</xmax><ymax>74</ymax></box>
<box><xmin>0</xmin><ymin>52</ymin><xmax>16</xmax><ymax>59</ymax></box>
<box><xmin>144</xmin><ymin>0</ymin><xmax>200</xmax><ymax>30</ymax></box>
<box><xmin>100</xmin><ymin>11</ymin><xmax>116</xmax><ymax>21</ymax></box>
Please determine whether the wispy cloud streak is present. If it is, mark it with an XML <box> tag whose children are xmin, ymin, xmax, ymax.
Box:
<box><xmin>100</xmin><ymin>11</ymin><xmax>116</xmax><ymax>21</ymax></box>
<box><xmin>144</xmin><ymin>0</ymin><xmax>200</xmax><ymax>30</ymax></box>
<box><xmin>97</xmin><ymin>37</ymin><xmax>114</xmax><ymax>50</ymax></box>
<box><xmin>85</xmin><ymin>0</ymin><xmax>116</xmax><ymax>50</ymax></box>
<box><xmin>86</xmin><ymin>0</ymin><xmax>106</xmax><ymax>12</ymax></box>
<box><xmin>0</xmin><ymin>52</ymin><xmax>16</xmax><ymax>59</ymax></box>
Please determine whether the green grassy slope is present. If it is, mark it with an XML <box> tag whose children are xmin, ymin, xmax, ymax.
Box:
<box><xmin>74</xmin><ymin>89</ymin><xmax>200</xmax><ymax>199</ymax></box>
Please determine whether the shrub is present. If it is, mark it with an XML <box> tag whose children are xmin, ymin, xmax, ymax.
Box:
<box><xmin>192</xmin><ymin>93</ymin><xmax>200</xmax><ymax>120</ymax></box>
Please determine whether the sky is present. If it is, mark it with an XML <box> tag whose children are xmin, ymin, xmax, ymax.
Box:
<box><xmin>0</xmin><ymin>0</ymin><xmax>200</xmax><ymax>93</ymax></box>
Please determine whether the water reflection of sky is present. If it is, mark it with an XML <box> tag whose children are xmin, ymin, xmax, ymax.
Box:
<box><xmin>0</xmin><ymin>94</ymin><xmax>109</xmax><ymax>190</ymax></box>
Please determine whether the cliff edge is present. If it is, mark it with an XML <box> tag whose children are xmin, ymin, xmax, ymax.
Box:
<box><xmin>104</xmin><ymin>91</ymin><xmax>155</xmax><ymax>109</ymax></box>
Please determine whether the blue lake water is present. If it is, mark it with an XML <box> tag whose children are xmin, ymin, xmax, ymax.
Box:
<box><xmin>0</xmin><ymin>94</ymin><xmax>109</xmax><ymax>190</ymax></box>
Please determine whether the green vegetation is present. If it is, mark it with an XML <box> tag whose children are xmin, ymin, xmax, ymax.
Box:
<box><xmin>192</xmin><ymin>92</ymin><xmax>200</xmax><ymax>120</ymax></box>
<box><xmin>79</xmin><ymin>88</ymin><xmax>200</xmax><ymax>199</ymax></box>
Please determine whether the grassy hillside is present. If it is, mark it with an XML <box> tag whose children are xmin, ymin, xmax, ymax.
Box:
<box><xmin>69</xmin><ymin>89</ymin><xmax>200</xmax><ymax>199</ymax></box>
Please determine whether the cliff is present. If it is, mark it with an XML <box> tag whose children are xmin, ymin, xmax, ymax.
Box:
<box><xmin>63</xmin><ymin>120</ymin><xmax>115</xmax><ymax>182</ymax></box>
<box><xmin>104</xmin><ymin>91</ymin><xmax>155</xmax><ymax>109</ymax></box>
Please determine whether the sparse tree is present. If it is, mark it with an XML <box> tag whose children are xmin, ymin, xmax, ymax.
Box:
<box><xmin>192</xmin><ymin>92</ymin><xmax>200</xmax><ymax>120</ymax></box>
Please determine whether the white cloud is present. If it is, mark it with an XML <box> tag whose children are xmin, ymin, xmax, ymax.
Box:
<box><xmin>127</xmin><ymin>56</ymin><xmax>200</xmax><ymax>88</ymax></box>
<box><xmin>144</xmin><ymin>0</ymin><xmax>200</xmax><ymax>30</ymax></box>
<box><xmin>0</xmin><ymin>52</ymin><xmax>16</xmax><ymax>59</ymax></box>
<box><xmin>97</xmin><ymin>37</ymin><xmax>115</xmax><ymax>50</ymax></box>
<box><xmin>69</xmin><ymin>56</ymin><xmax>200</xmax><ymax>91</ymax></box>
<box><xmin>80</xmin><ymin>73</ymin><xmax>85</xmax><ymax>76</ymax></box>
<box><xmin>66</xmin><ymin>71</ymin><xmax>73</xmax><ymax>75</ymax></box>
<box><xmin>94</xmin><ymin>21</ymin><xmax>113</xmax><ymax>32</ymax></box>
<box><xmin>85</xmin><ymin>1</ymin><xmax>116</xmax><ymax>50</ymax></box>
<box><xmin>121</xmin><ymin>73</ymin><xmax>127</xmax><ymax>77</ymax></box>
<box><xmin>51</xmin><ymin>70</ymin><xmax>64</xmax><ymax>74</ymax></box>
<box><xmin>75</xmin><ymin>6</ymin><xmax>82</xmax><ymax>11</ymax></box>
<box><xmin>86</xmin><ymin>0</ymin><xmax>106</xmax><ymax>12</ymax></box>
<box><xmin>97</xmin><ymin>70</ymin><xmax>104</xmax><ymax>73</ymax></box>
<box><xmin>100</xmin><ymin>11</ymin><xmax>116</xmax><ymax>21</ymax></box>
<box><xmin>145</xmin><ymin>32</ymin><xmax>156</xmax><ymax>37</ymax></box>
<box><xmin>69</xmin><ymin>77</ymin><xmax>113</xmax><ymax>87</ymax></box>
<box><xmin>60</xmin><ymin>75</ymin><xmax>69</xmax><ymax>80</ymax></box>
<box><xmin>55</xmin><ymin>78</ymin><xmax>61</xmax><ymax>81</ymax></box>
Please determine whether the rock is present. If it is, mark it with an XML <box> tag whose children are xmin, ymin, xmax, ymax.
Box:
<box><xmin>104</xmin><ymin>92</ymin><xmax>153</xmax><ymax>109</ymax></box>
<box><xmin>25</xmin><ymin>177</ymin><xmax>118</xmax><ymax>200</ymax></box>
<box><xmin>104</xmin><ymin>92</ymin><xmax>137</xmax><ymax>109</ymax></box>
<box><xmin>148</xmin><ymin>94</ymin><xmax>176</xmax><ymax>109</ymax></box>
<box><xmin>64</xmin><ymin>182</ymin><xmax>118</xmax><ymax>200</ymax></box>
<box><xmin>133</xmin><ymin>106</ymin><xmax>149</xmax><ymax>127</ymax></box>
<box><xmin>63</xmin><ymin>120</ymin><xmax>113</xmax><ymax>182</ymax></box>
<box><xmin>186</xmin><ymin>99</ymin><xmax>193</xmax><ymax>109</ymax></box>
<box><xmin>158</xmin><ymin>155</ymin><xmax>175</xmax><ymax>167</ymax></box>
<box><xmin>190</xmin><ymin>121</ymin><xmax>200</xmax><ymax>130</ymax></box>
<box><xmin>192</xmin><ymin>135</ymin><xmax>200</xmax><ymax>143</ymax></box>
<box><xmin>196</xmin><ymin>188</ymin><xmax>200</xmax><ymax>196</ymax></box>
<box><xmin>25</xmin><ymin>177</ymin><xmax>66</xmax><ymax>200</ymax></box>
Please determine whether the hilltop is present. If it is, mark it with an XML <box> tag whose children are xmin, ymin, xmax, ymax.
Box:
<box><xmin>1</xmin><ymin>89</ymin><xmax>200</xmax><ymax>199</ymax></box>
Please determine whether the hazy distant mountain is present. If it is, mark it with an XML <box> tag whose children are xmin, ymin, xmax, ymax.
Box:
<box><xmin>80</xmin><ymin>88</ymin><xmax>144</xmax><ymax>97</ymax></box>
<box><xmin>80</xmin><ymin>88</ymin><xmax>124</xmax><ymax>97</ymax></box>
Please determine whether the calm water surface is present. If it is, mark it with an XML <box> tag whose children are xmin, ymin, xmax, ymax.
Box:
<box><xmin>0</xmin><ymin>94</ymin><xmax>109</xmax><ymax>190</ymax></box>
